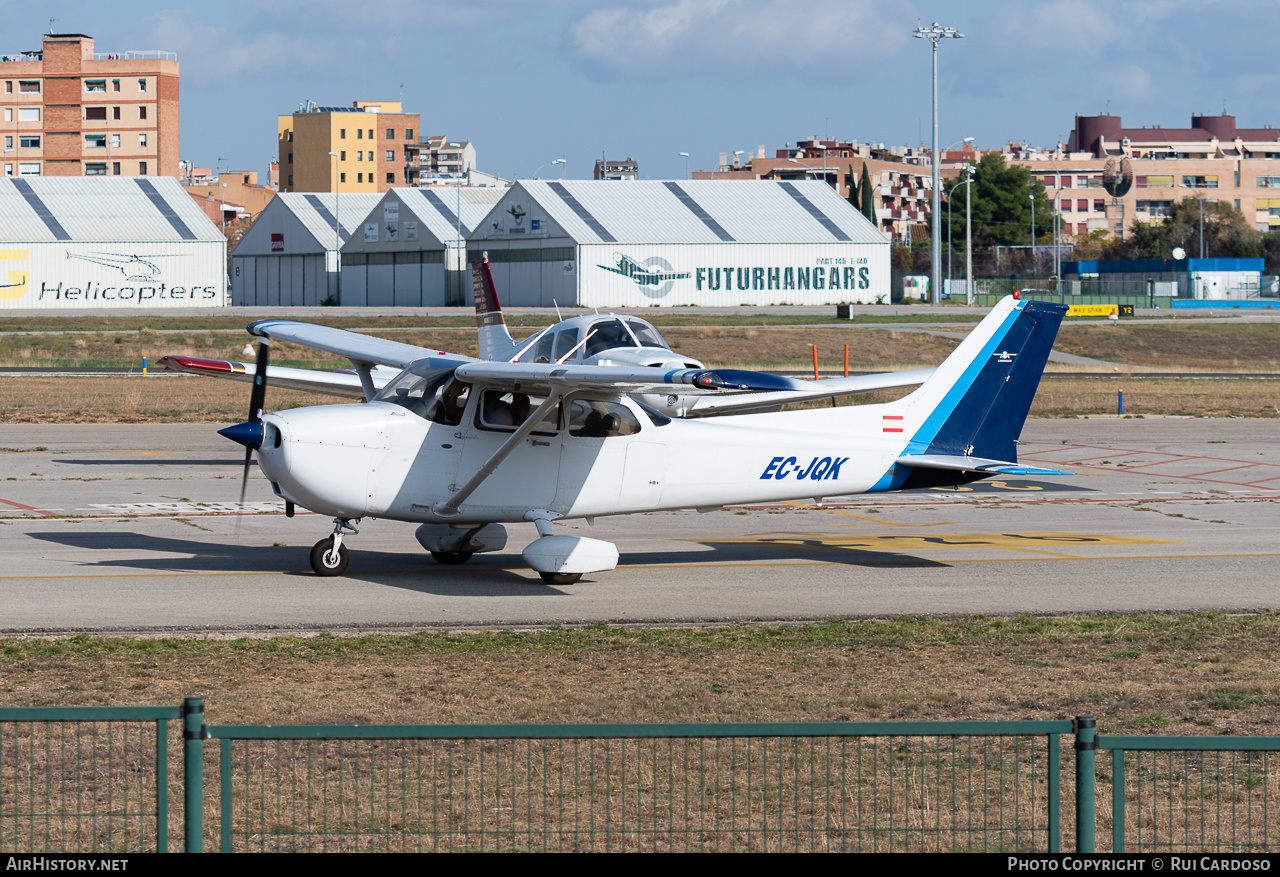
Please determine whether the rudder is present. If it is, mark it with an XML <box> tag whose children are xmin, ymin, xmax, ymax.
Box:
<box><xmin>901</xmin><ymin>298</ymin><xmax>1067</xmax><ymax>463</ymax></box>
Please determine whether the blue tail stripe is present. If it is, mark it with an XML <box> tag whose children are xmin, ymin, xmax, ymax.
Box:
<box><xmin>904</xmin><ymin>302</ymin><xmax>1024</xmax><ymax>454</ymax></box>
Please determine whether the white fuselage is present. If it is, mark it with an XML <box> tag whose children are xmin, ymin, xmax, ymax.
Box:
<box><xmin>255</xmin><ymin>394</ymin><xmax>908</xmax><ymax>526</ymax></box>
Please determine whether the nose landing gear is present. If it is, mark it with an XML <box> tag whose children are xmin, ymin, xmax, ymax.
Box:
<box><xmin>310</xmin><ymin>518</ymin><xmax>358</xmax><ymax>576</ymax></box>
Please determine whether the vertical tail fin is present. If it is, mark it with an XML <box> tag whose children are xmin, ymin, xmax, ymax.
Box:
<box><xmin>472</xmin><ymin>255</ymin><xmax>516</xmax><ymax>361</ymax></box>
<box><xmin>895</xmin><ymin>297</ymin><xmax>1067</xmax><ymax>463</ymax></box>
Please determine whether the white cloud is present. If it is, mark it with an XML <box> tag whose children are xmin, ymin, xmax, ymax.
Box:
<box><xmin>569</xmin><ymin>0</ymin><xmax>910</xmax><ymax>78</ymax></box>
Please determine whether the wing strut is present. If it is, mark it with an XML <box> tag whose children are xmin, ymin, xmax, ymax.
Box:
<box><xmin>432</xmin><ymin>391</ymin><xmax>564</xmax><ymax>517</ymax></box>
<box><xmin>353</xmin><ymin>361</ymin><xmax>377</xmax><ymax>402</ymax></box>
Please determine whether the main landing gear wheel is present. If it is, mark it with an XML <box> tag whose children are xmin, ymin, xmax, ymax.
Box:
<box><xmin>539</xmin><ymin>571</ymin><xmax>581</xmax><ymax>585</ymax></box>
<box><xmin>430</xmin><ymin>551</ymin><xmax>473</xmax><ymax>565</ymax></box>
<box><xmin>310</xmin><ymin>537</ymin><xmax>350</xmax><ymax>576</ymax></box>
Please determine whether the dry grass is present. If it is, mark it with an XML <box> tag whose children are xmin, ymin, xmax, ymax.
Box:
<box><xmin>1031</xmin><ymin>377</ymin><xmax>1280</xmax><ymax>418</ymax></box>
<box><xmin>2</xmin><ymin>614</ymin><xmax>1274</xmax><ymax>734</ymax></box>
<box><xmin>2</xmin><ymin>319</ymin><xmax>1278</xmax><ymax>373</ymax></box>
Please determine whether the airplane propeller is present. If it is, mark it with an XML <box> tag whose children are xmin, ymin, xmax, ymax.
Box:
<box><xmin>216</xmin><ymin>337</ymin><xmax>270</xmax><ymax>504</ymax></box>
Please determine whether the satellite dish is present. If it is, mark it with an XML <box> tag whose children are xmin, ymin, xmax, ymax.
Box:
<box><xmin>1173</xmin><ymin>247</ymin><xmax>1186</xmax><ymax>260</ymax></box>
<box><xmin>1103</xmin><ymin>157</ymin><xmax>1134</xmax><ymax>197</ymax></box>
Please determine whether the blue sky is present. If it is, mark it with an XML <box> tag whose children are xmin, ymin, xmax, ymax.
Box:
<box><xmin>6</xmin><ymin>0</ymin><xmax>1279</xmax><ymax>181</ymax></box>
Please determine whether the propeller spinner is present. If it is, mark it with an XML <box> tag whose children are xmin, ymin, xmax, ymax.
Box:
<box><xmin>216</xmin><ymin>337</ymin><xmax>270</xmax><ymax>504</ymax></box>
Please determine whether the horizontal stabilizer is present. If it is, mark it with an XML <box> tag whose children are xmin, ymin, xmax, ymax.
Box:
<box><xmin>895</xmin><ymin>454</ymin><xmax>1069</xmax><ymax>477</ymax></box>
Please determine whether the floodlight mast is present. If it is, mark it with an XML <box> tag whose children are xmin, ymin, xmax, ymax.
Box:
<box><xmin>913</xmin><ymin>21</ymin><xmax>963</xmax><ymax>305</ymax></box>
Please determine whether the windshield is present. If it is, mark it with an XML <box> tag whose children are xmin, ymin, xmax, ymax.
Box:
<box><xmin>625</xmin><ymin>319</ymin><xmax>670</xmax><ymax>349</ymax></box>
<box><xmin>373</xmin><ymin>360</ymin><xmax>470</xmax><ymax>425</ymax></box>
<box><xmin>584</xmin><ymin>319</ymin><xmax>637</xmax><ymax>357</ymax></box>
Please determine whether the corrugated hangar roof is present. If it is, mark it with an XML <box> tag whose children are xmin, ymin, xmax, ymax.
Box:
<box><xmin>0</xmin><ymin>176</ymin><xmax>225</xmax><ymax>243</ymax></box>
<box><xmin>509</xmin><ymin>180</ymin><xmax>884</xmax><ymax>245</ymax></box>
<box><xmin>270</xmin><ymin>192</ymin><xmax>384</xmax><ymax>249</ymax></box>
<box><xmin>391</xmin><ymin>187</ymin><xmax>505</xmax><ymax>244</ymax></box>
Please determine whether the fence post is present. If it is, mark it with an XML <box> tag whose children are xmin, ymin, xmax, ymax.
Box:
<box><xmin>1074</xmin><ymin>715</ymin><xmax>1096</xmax><ymax>853</ymax></box>
<box><xmin>183</xmin><ymin>697</ymin><xmax>205</xmax><ymax>853</ymax></box>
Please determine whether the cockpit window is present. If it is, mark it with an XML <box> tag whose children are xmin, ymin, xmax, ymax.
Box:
<box><xmin>625</xmin><ymin>319</ymin><xmax>669</xmax><ymax>349</ymax></box>
<box><xmin>374</xmin><ymin>361</ymin><xmax>470</xmax><ymax>425</ymax></box>
<box><xmin>583</xmin><ymin>319</ymin><xmax>634</xmax><ymax>358</ymax></box>
<box><xmin>553</xmin><ymin>328</ymin><xmax>580</xmax><ymax>362</ymax></box>
<box><xmin>568</xmin><ymin>399</ymin><xmax>642</xmax><ymax>438</ymax></box>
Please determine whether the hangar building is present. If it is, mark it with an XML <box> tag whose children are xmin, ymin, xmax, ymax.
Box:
<box><xmin>465</xmin><ymin>180</ymin><xmax>889</xmax><ymax>307</ymax></box>
<box><xmin>0</xmin><ymin>177</ymin><xmax>226</xmax><ymax>311</ymax></box>
<box><xmin>338</xmin><ymin>187</ymin><xmax>505</xmax><ymax>306</ymax></box>
<box><xmin>231</xmin><ymin>192</ymin><xmax>381</xmax><ymax>306</ymax></box>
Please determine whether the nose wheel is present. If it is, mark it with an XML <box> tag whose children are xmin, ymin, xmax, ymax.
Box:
<box><xmin>310</xmin><ymin>519</ymin><xmax>357</xmax><ymax>576</ymax></box>
<box><xmin>310</xmin><ymin>537</ymin><xmax>350</xmax><ymax>576</ymax></box>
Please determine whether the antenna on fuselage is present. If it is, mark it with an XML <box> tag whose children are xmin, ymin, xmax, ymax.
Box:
<box><xmin>553</xmin><ymin>300</ymin><xmax>563</xmax><ymax>322</ymax></box>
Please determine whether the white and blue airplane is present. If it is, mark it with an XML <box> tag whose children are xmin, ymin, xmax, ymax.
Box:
<box><xmin>162</xmin><ymin>258</ymin><xmax>1068</xmax><ymax>582</ymax></box>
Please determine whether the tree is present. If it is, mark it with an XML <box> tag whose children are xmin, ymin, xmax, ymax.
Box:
<box><xmin>1105</xmin><ymin>197</ymin><xmax>1262</xmax><ymax>261</ymax></box>
<box><xmin>846</xmin><ymin>165</ymin><xmax>859</xmax><ymax>211</ymax></box>
<box><xmin>859</xmin><ymin>163</ymin><xmax>875</xmax><ymax>224</ymax></box>
<box><xmin>944</xmin><ymin>153</ymin><xmax>1055</xmax><ymax>249</ymax></box>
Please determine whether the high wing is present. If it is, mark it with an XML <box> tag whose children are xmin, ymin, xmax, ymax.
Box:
<box><xmin>161</xmin><ymin>320</ymin><xmax>473</xmax><ymax>399</ymax></box>
<box><xmin>244</xmin><ymin>320</ymin><xmax>466</xmax><ymax>370</ymax></box>
<box><xmin>680</xmin><ymin>368</ymin><xmax>936</xmax><ymax>417</ymax></box>
<box><xmin>453</xmin><ymin>361</ymin><xmax>807</xmax><ymax>396</ymax></box>
<box><xmin>452</xmin><ymin>360</ymin><xmax>935</xmax><ymax>409</ymax></box>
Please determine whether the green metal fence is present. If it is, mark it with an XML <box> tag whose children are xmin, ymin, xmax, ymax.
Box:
<box><xmin>8</xmin><ymin>700</ymin><xmax>1280</xmax><ymax>853</ymax></box>
<box><xmin>205</xmin><ymin>719</ymin><xmax>1071</xmax><ymax>853</ymax></box>
<box><xmin>0</xmin><ymin>704</ymin><xmax>182</xmax><ymax>852</ymax></box>
<box><xmin>1100</xmin><ymin>736</ymin><xmax>1280</xmax><ymax>854</ymax></box>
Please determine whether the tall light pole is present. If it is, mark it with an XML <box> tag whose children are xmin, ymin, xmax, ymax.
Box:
<box><xmin>328</xmin><ymin>151</ymin><xmax>340</xmax><ymax>304</ymax></box>
<box><xmin>946</xmin><ymin>168</ymin><xmax>974</xmax><ymax>294</ymax></box>
<box><xmin>965</xmin><ymin>163</ymin><xmax>974</xmax><ymax>306</ymax></box>
<box><xmin>1048</xmin><ymin>155</ymin><xmax>1062</xmax><ymax>285</ymax></box>
<box><xmin>678</xmin><ymin>152</ymin><xmax>689</xmax><ymax>179</ymax></box>
<box><xmin>1029</xmin><ymin>193</ymin><xmax>1035</xmax><ymax>278</ymax></box>
<box><xmin>1179</xmin><ymin>183</ymin><xmax>1206</xmax><ymax>258</ymax></box>
<box><xmin>942</xmin><ymin>137</ymin><xmax>974</xmax><ymax>291</ymax></box>
<box><xmin>914</xmin><ymin>21</ymin><xmax>963</xmax><ymax>305</ymax></box>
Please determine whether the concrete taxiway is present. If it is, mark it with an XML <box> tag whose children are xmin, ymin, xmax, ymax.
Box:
<box><xmin>0</xmin><ymin>418</ymin><xmax>1276</xmax><ymax>634</ymax></box>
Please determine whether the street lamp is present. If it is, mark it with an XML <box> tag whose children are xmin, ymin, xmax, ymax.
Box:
<box><xmin>678</xmin><ymin>152</ymin><xmax>689</xmax><ymax>179</ymax></box>
<box><xmin>965</xmin><ymin>164</ymin><xmax>974</xmax><ymax>306</ymax></box>
<box><xmin>914</xmin><ymin>20</ymin><xmax>964</xmax><ymax>305</ymax></box>
<box><xmin>554</xmin><ymin>157</ymin><xmax>566</xmax><ymax>179</ymax></box>
<box><xmin>1178</xmin><ymin>183</ymin><xmax>1206</xmax><ymax>258</ymax></box>
<box><xmin>328</xmin><ymin>151</ymin><xmax>341</xmax><ymax>304</ymax></box>
<box><xmin>533</xmin><ymin>158</ymin><xmax>566</xmax><ymax>179</ymax></box>
<box><xmin>1029</xmin><ymin>193</ymin><xmax>1036</xmax><ymax>278</ymax></box>
<box><xmin>943</xmin><ymin>137</ymin><xmax>974</xmax><ymax>290</ymax></box>
<box><xmin>946</xmin><ymin>175</ymin><xmax>968</xmax><ymax>288</ymax></box>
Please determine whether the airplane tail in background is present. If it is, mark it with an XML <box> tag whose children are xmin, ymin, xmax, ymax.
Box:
<box><xmin>883</xmin><ymin>296</ymin><xmax>1068</xmax><ymax>478</ymax></box>
<box><xmin>472</xmin><ymin>255</ymin><xmax>516</xmax><ymax>361</ymax></box>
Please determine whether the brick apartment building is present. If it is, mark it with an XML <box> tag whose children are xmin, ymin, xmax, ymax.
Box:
<box><xmin>693</xmin><ymin>138</ymin><xmax>935</xmax><ymax>240</ymax></box>
<box><xmin>1</xmin><ymin>33</ymin><xmax>178</xmax><ymax>178</ymax></box>
<box><xmin>278</xmin><ymin>101</ymin><xmax>419</xmax><ymax>194</ymax></box>
<box><xmin>1010</xmin><ymin>112</ymin><xmax>1280</xmax><ymax>240</ymax></box>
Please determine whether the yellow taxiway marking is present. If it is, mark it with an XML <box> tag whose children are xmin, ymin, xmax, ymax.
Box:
<box><xmin>688</xmin><ymin>531</ymin><xmax>1185</xmax><ymax>553</ymax></box>
<box><xmin>781</xmin><ymin>501</ymin><xmax>953</xmax><ymax>528</ymax></box>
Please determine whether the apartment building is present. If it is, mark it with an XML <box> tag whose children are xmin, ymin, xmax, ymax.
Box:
<box><xmin>692</xmin><ymin>138</ymin><xmax>933</xmax><ymax>240</ymax></box>
<box><xmin>278</xmin><ymin>100</ymin><xmax>419</xmax><ymax>194</ymax></box>
<box><xmin>405</xmin><ymin>135</ymin><xmax>476</xmax><ymax>185</ymax></box>
<box><xmin>594</xmin><ymin>155</ymin><xmax>638</xmax><ymax>180</ymax></box>
<box><xmin>1010</xmin><ymin>112</ymin><xmax>1280</xmax><ymax>239</ymax></box>
<box><xmin>1</xmin><ymin>33</ymin><xmax>178</xmax><ymax>178</ymax></box>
